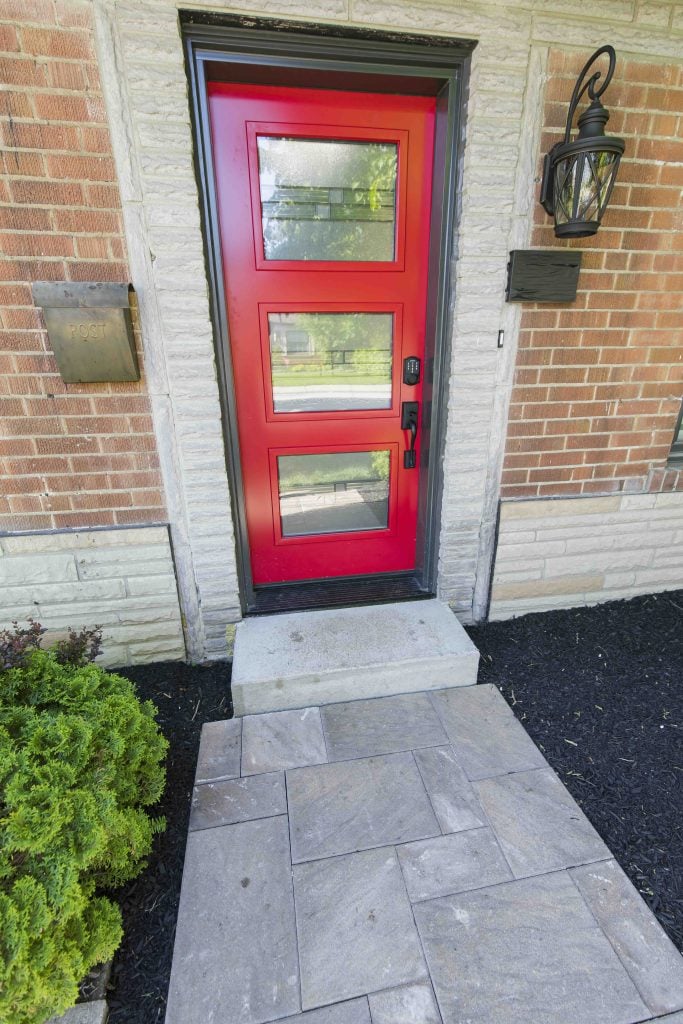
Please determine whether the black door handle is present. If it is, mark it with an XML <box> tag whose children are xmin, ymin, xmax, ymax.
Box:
<box><xmin>401</xmin><ymin>401</ymin><xmax>419</xmax><ymax>469</ymax></box>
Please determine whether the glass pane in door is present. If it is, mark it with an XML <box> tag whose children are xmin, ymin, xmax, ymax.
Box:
<box><xmin>277</xmin><ymin>451</ymin><xmax>390</xmax><ymax>536</ymax></box>
<box><xmin>257</xmin><ymin>137</ymin><xmax>397</xmax><ymax>261</ymax></box>
<box><xmin>269</xmin><ymin>312</ymin><xmax>393</xmax><ymax>413</ymax></box>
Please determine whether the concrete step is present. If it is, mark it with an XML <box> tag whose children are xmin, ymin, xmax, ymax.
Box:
<box><xmin>231</xmin><ymin>599</ymin><xmax>479</xmax><ymax>716</ymax></box>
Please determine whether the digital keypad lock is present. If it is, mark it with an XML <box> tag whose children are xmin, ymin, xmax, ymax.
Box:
<box><xmin>403</xmin><ymin>356</ymin><xmax>421</xmax><ymax>386</ymax></box>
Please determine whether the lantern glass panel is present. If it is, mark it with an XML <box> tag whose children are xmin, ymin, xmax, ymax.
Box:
<box><xmin>554</xmin><ymin>150</ymin><xmax>620</xmax><ymax>228</ymax></box>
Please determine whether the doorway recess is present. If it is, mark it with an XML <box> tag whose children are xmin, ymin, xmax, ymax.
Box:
<box><xmin>183</xmin><ymin>13</ymin><xmax>472</xmax><ymax>614</ymax></box>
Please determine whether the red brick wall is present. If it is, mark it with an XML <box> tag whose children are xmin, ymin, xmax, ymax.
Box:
<box><xmin>502</xmin><ymin>51</ymin><xmax>683</xmax><ymax>499</ymax></box>
<box><xmin>0</xmin><ymin>0</ymin><xmax>166</xmax><ymax>531</ymax></box>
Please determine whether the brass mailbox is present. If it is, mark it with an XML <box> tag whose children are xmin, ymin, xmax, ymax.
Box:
<box><xmin>32</xmin><ymin>282</ymin><xmax>140</xmax><ymax>383</ymax></box>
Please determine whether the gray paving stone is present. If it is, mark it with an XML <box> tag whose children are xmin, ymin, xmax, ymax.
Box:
<box><xmin>413</xmin><ymin>745</ymin><xmax>486</xmax><ymax>833</ymax></box>
<box><xmin>368</xmin><ymin>982</ymin><xmax>441</xmax><ymax>1024</ymax></box>
<box><xmin>195</xmin><ymin>718</ymin><xmax>241</xmax><ymax>783</ymax></box>
<box><xmin>288</xmin><ymin>752</ymin><xmax>440</xmax><ymax>862</ymax></box>
<box><xmin>429</xmin><ymin>684</ymin><xmax>547</xmax><ymax>780</ymax></box>
<box><xmin>166</xmin><ymin>816</ymin><xmax>299</xmax><ymax>1024</ymax></box>
<box><xmin>474</xmin><ymin>767</ymin><xmax>610</xmax><ymax>877</ymax></box>
<box><xmin>294</xmin><ymin>847</ymin><xmax>428</xmax><ymax>1010</ymax></box>
<box><xmin>414</xmin><ymin>872</ymin><xmax>649</xmax><ymax>1024</ymax></box>
<box><xmin>652</xmin><ymin>1013</ymin><xmax>683</xmax><ymax>1023</ymax></box>
<box><xmin>189</xmin><ymin>772</ymin><xmax>285</xmax><ymax>831</ymax></box>
<box><xmin>280</xmin><ymin>998</ymin><xmax>371</xmax><ymax>1023</ymax></box>
<box><xmin>570</xmin><ymin>859</ymin><xmax>683</xmax><ymax>1016</ymax></box>
<box><xmin>241</xmin><ymin>707</ymin><xmax>327</xmax><ymax>775</ymax></box>
<box><xmin>397</xmin><ymin>828</ymin><xmax>512</xmax><ymax>902</ymax></box>
<box><xmin>321</xmin><ymin>693</ymin><xmax>447</xmax><ymax>761</ymax></box>
<box><xmin>49</xmin><ymin>1002</ymin><xmax>107</xmax><ymax>1024</ymax></box>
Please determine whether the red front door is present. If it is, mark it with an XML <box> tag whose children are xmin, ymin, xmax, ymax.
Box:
<box><xmin>209</xmin><ymin>83</ymin><xmax>435</xmax><ymax>586</ymax></box>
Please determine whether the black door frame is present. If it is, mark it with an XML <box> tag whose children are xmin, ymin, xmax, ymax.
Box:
<box><xmin>182</xmin><ymin>12</ymin><xmax>473</xmax><ymax>614</ymax></box>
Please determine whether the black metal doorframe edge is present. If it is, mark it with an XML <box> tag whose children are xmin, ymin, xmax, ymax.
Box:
<box><xmin>182</xmin><ymin>13</ymin><xmax>473</xmax><ymax>615</ymax></box>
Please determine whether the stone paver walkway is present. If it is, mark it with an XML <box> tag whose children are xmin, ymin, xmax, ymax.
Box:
<box><xmin>49</xmin><ymin>1000</ymin><xmax>107</xmax><ymax>1024</ymax></box>
<box><xmin>165</xmin><ymin>684</ymin><xmax>683</xmax><ymax>1024</ymax></box>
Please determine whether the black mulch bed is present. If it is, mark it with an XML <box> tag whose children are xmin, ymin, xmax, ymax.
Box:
<box><xmin>467</xmin><ymin>588</ymin><xmax>683</xmax><ymax>954</ymax></box>
<box><xmin>105</xmin><ymin>660</ymin><xmax>233</xmax><ymax>1024</ymax></box>
<box><xmin>104</xmin><ymin>590</ymin><xmax>682</xmax><ymax>1022</ymax></box>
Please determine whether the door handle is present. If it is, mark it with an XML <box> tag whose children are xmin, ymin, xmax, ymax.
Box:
<box><xmin>401</xmin><ymin>401</ymin><xmax>419</xmax><ymax>469</ymax></box>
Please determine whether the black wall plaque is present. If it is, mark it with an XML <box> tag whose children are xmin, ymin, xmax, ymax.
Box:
<box><xmin>506</xmin><ymin>250</ymin><xmax>582</xmax><ymax>303</ymax></box>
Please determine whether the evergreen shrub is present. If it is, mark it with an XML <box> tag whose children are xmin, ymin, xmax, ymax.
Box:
<box><xmin>0</xmin><ymin>623</ymin><xmax>168</xmax><ymax>1024</ymax></box>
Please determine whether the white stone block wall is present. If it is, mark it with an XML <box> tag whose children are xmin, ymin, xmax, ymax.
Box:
<box><xmin>0</xmin><ymin>527</ymin><xmax>185</xmax><ymax>667</ymax></box>
<box><xmin>90</xmin><ymin>0</ymin><xmax>683</xmax><ymax>651</ymax></box>
<box><xmin>490</xmin><ymin>492</ymin><xmax>683</xmax><ymax>619</ymax></box>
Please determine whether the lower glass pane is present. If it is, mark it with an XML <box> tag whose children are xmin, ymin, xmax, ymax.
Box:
<box><xmin>278</xmin><ymin>451</ymin><xmax>390</xmax><ymax>537</ymax></box>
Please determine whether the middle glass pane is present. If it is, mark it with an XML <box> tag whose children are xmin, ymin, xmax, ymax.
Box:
<box><xmin>268</xmin><ymin>312</ymin><xmax>393</xmax><ymax>414</ymax></box>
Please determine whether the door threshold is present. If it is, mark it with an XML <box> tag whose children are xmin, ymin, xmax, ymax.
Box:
<box><xmin>248</xmin><ymin>574</ymin><xmax>433</xmax><ymax>615</ymax></box>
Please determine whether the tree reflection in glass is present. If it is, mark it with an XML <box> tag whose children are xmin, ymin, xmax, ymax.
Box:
<box><xmin>269</xmin><ymin>312</ymin><xmax>393</xmax><ymax>413</ymax></box>
<box><xmin>257</xmin><ymin>137</ymin><xmax>398</xmax><ymax>261</ymax></box>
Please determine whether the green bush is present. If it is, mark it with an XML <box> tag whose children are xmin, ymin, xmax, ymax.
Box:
<box><xmin>0</xmin><ymin>634</ymin><xmax>168</xmax><ymax>1024</ymax></box>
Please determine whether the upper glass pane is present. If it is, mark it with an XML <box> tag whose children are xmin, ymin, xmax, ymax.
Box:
<box><xmin>268</xmin><ymin>312</ymin><xmax>393</xmax><ymax>413</ymax></box>
<box><xmin>257</xmin><ymin>137</ymin><xmax>397</xmax><ymax>261</ymax></box>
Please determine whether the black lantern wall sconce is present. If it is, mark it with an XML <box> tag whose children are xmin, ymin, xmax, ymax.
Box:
<box><xmin>540</xmin><ymin>45</ymin><xmax>625</xmax><ymax>238</ymax></box>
